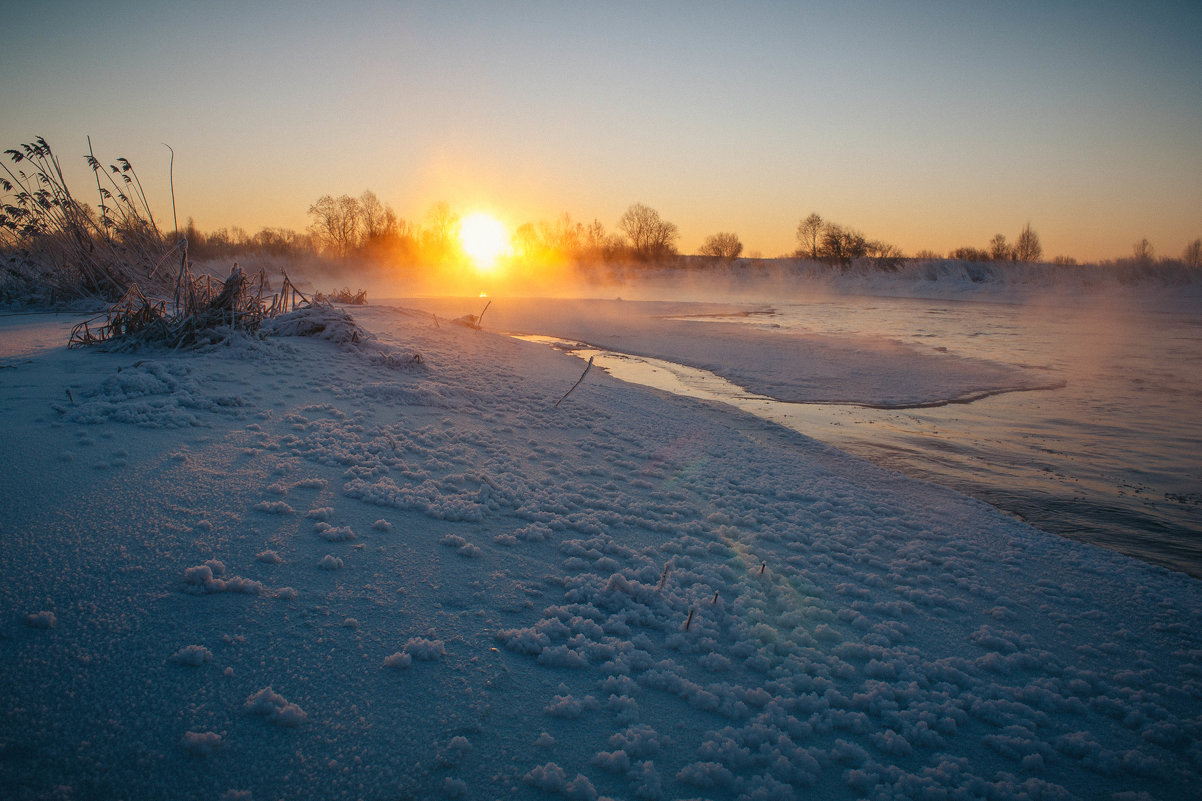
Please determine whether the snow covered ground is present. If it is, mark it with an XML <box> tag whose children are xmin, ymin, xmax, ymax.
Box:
<box><xmin>1</xmin><ymin>299</ymin><xmax>1199</xmax><ymax>801</ymax></box>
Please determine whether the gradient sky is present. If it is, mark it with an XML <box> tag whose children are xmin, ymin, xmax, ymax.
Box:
<box><xmin>3</xmin><ymin>0</ymin><xmax>1200</xmax><ymax>262</ymax></box>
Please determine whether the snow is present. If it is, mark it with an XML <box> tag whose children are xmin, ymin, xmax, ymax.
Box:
<box><xmin>170</xmin><ymin>644</ymin><xmax>213</xmax><ymax>666</ymax></box>
<box><xmin>0</xmin><ymin>297</ymin><xmax>1199</xmax><ymax>800</ymax></box>
<box><xmin>243</xmin><ymin>687</ymin><xmax>308</xmax><ymax>727</ymax></box>
<box><xmin>180</xmin><ymin>729</ymin><xmax>224</xmax><ymax>756</ymax></box>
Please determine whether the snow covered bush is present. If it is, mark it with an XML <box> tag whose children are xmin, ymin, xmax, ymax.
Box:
<box><xmin>24</xmin><ymin>610</ymin><xmax>56</xmax><ymax>629</ymax></box>
<box><xmin>244</xmin><ymin>687</ymin><xmax>307</xmax><ymax>727</ymax></box>
<box><xmin>403</xmin><ymin>637</ymin><xmax>446</xmax><ymax>661</ymax></box>
<box><xmin>169</xmin><ymin>645</ymin><xmax>212</xmax><ymax>666</ymax></box>
<box><xmin>180</xmin><ymin>730</ymin><xmax>223</xmax><ymax>756</ymax></box>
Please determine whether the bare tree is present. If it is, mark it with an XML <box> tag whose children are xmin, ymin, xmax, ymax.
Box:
<box><xmin>253</xmin><ymin>226</ymin><xmax>311</xmax><ymax>256</ymax></box>
<box><xmin>422</xmin><ymin>201</ymin><xmax>459</xmax><ymax>258</ymax></box>
<box><xmin>699</xmin><ymin>232</ymin><xmax>743</xmax><ymax>260</ymax></box>
<box><xmin>867</xmin><ymin>240</ymin><xmax>904</xmax><ymax>270</ymax></box>
<box><xmin>511</xmin><ymin>222</ymin><xmax>541</xmax><ymax>261</ymax></box>
<box><xmin>1184</xmin><ymin>238</ymin><xmax>1202</xmax><ymax>268</ymax></box>
<box><xmin>952</xmin><ymin>246</ymin><xmax>991</xmax><ymax>262</ymax></box>
<box><xmin>989</xmin><ymin>233</ymin><xmax>1012</xmax><ymax>261</ymax></box>
<box><xmin>539</xmin><ymin>213</ymin><xmax>582</xmax><ymax>256</ymax></box>
<box><xmin>1132</xmin><ymin>238</ymin><xmax>1154</xmax><ymax>265</ymax></box>
<box><xmin>819</xmin><ymin>223</ymin><xmax>867</xmax><ymax>267</ymax></box>
<box><xmin>307</xmin><ymin>194</ymin><xmax>362</xmax><ymax>256</ymax></box>
<box><xmin>579</xmin><ymin>219</ymin><xmax>610</xmax><ymax>261</ymax></box>
<box><xmin>617</xmin><ymin>203</ymin><xmax>679</xmax><ymax>260</ymax></box>
<box><xmin>359</xmin><ymin>190</ymin><xmax>398</xmax><ymax>243</ymax></box>
<box><xmin>1013</xmin><ymin>224</ymin><xmax>1042</xmax><ymax>263</ymax></box>
<box><xmin>796</xmin><ymin>213</ymin><xmax>823</xmax><ymax>259</ymax></box>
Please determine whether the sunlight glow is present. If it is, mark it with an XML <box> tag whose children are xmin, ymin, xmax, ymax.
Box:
<box><xmin>459</xmin><ymin>212</ymin><xmax>509</xmax><ymax>271</ymax></box>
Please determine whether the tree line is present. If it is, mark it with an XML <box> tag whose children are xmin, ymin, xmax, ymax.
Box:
<box><xmin>185</xmin><ymin>195</ymin><xmax>686</xmax><ymax>265</ymax></box>
<box><xmin>793</xmin><ymin>213</ymin><xmax>904</xmax><ymax>269</ymax></box>
<box><xmin>941</xmin><ymin>224</ymin><xmax>1044</xmax><ymax>264</ymax></box>
<box><xmin>303</xmin><ymin>195</ymin><xmax>693</xmax><ymax>265</ymax></box>
<box><xmin>177</xmin><ymin>189</ymin><xmax>1202</xmax><ymax>271</ymax></box>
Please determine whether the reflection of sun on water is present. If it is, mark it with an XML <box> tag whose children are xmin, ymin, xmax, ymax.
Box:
<box><xmin>458</xmin><ymin>212</ymin><xmax>509</xmax><ymax>272</ymax></box>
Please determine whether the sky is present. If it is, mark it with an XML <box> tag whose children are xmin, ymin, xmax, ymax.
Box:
<box><xmin>2</xmin><ymin>0</ymin><xmax>1200</xmax><ymax>262</ymax></box>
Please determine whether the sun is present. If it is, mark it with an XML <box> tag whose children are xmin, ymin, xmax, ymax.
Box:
<box><xmin>458</xmin><ymin>212</ymin><xmax>509</xmax><ymax>272</ymax></box>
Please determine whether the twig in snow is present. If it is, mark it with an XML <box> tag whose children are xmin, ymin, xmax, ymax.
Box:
<box><xmin>759</xmin><ymin>561</ymin><xmax>766</xmax><ymax>575</ymax></box>
<box><xmin>554</xmin><ymin>356</ymin><xmax>594</xmax><ymax>408</ymax></box>
<box><xmin>657</xmin><ymin>563</ymin><xmax>671</xmax><ymax>592</ymax></box>
<box><xmin>711</xmin><ymin>590</ymin><xmax>719</xmax><ymax>605</ymax></box>
<box><xmin>475</xmin><ymin>299</ymin><xmax>491</xmax><ymax>330</ymax></box>
<box><xmin>684</xmin><ymin>608</ymin><xmax>694</xmax><ymax>631</ymax></box>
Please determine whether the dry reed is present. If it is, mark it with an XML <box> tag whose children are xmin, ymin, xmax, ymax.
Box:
<box><xmin>2</xmin><ymin>137</ymin><xmax>170</xmax><ymax>301</ymax></box>
<box><xmin>69</xmin><ymin>260</ymin><xmax>311</xmax><ymax>350</ymax></box>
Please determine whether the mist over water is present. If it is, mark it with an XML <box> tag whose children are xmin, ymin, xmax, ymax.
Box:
<box><xmin>725</xmin><ymin>296</ymin><xmax>1202</xmax><ymax>577</ymax></box>
<box><xmin>506</xmin><ymin>277</ymin><xmax>1202</xmax><ymax>579</ymax></box>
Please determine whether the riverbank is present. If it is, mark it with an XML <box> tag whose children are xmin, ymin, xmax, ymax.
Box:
<box><xmin>1</xmin><ymin>302</ymin><xmax>1199</xmax><ymax>800</ymax></box>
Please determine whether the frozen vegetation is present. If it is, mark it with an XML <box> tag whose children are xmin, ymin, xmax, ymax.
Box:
<box><xmin>0</xmin><ymin>288</ymin><xmax>1199</xmax><ymax>801</ymax></box>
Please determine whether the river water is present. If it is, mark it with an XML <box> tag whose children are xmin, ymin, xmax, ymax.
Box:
<box><xmin>526</xmin><ymin>293</ymin><xmax>1202</xmax><ymax>579</ymax></box>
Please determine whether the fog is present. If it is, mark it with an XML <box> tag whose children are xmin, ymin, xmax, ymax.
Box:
<box><xmin>227</xmin><ymin>250</ymin><xmax>1202</xmax><ymax>314</ymax></box>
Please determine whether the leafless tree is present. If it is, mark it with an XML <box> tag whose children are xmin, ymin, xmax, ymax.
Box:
<box><xmin>699</xmin><ymin>232</ymin><xmax>743</xmax><ymax>260</ymax></box>
<box><xmin>307</xmin><ymin>194</ymin><xmax>361</xmax><ymax>257</ymax></box>
<box><xmin>359</xmin><ymin>190</ymin><xmax>398</xmax><ymax>243</ymax></box>
<box><xmin>617</xmin><ymin>203</ymin><xmax>679</xmax><ymax>260</ymax></box>
<box><xmin>253</xmin><ymin>226</ymin><xmax>311</xmax><ymax>256</ymax></box>
<box><xmin>989</xmin><ymin>234</ymin><xmax>1012</xmax><ymax>261</ymax></box>
<box><xmin>796</xmin><ymin>213</ymin><xmax>823</xmax><ymax>259</ymax></box>
<box><xmin>511</xmin><ymin>222</ymin><xmax>540</xmax><ymax>261</ymax></box>
<box><xmin>539</xmin><ymin>213</ymin><xmax>582</xmax><ymax>256</ymax></box>
<box><xmin>422</xmin><ymin>201</ymin><xmax>459</xmax><ymax>258</ymax></box>
<box><xmin>1013</xmin><ymin>224</ymin><xmax>1042</xmax><ymax>263</ymax></box>
<box><xmin>952</xmin><ymin>246</ymin><xmax>991</xmax><ymax>262</ymax></box>
<box><xmin>578</xmin><ymin>219</ymin><xmax>610</xmax><ymax>261</ymax></box>
<box><xmin>820</xmin><ymin>223</ymin><xmax>868</xmax><ymax>267</ymax></box>
<box><xmin>1184</xmin><ymin>238</ymin><xmax>1202</xmax><ymax>268</ymax></box>
<box><xmin>867</xmin><ymin>240</ymin><xmax>904</xmax><ymax>270</ymax></box>
<box><xmin>1132</xmin><ymin>238</ymin><xmax>1155</xmax><ymax>265</ymax></box>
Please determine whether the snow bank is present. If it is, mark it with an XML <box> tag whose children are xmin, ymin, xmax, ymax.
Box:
<box><xmin>263</xmin><ymin>304</ymin><xmax>424</xmax><ymax>369</ymax></box>
<box><xmin>58</xmin><ymin>359</ymin><xmax>246</xmax><ymax>427</ymax></box>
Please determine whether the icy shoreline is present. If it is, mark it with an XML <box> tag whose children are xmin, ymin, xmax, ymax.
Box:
<box><xmin>1</xmin><ymin>302</ymin><xmax>1199</xmax><ymax>800</ymax></box>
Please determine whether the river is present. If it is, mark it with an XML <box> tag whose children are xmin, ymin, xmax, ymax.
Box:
<box><xmin>522</xmin><ymin>292</ymin><xmax>1202</xmax><ymax>579</ymax></box>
